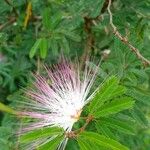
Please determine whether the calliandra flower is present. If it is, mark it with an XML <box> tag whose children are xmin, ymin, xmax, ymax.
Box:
<box><xmin>19</xmin><ymin>59</ymin><xmax>99</xmax><ymax>149</ymax></box>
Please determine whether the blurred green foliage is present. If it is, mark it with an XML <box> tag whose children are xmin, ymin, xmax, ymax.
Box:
<box><xmin>0</xmin><ymin>0</ymin><xmax>150</xmax><ymax>149</ymax></box>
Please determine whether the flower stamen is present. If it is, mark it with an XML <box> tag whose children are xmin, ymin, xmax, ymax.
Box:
<box><xmin>70</xmin><ymin>109</ymin><xmax>82</xmax><ymax>121</ymax></box>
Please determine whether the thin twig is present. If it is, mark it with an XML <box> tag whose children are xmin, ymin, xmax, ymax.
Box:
<box><xmin>107</xmin><ymin>0</ymin><xmax>150</xmax><ymax>66</ymax></box>
<box><xmin>80</xmin><ymin>17</ymin><xmax>95</xmax><ymax>69</ymax></box>
<box><xmin>66</xmin><ymin>115</ymin><xmax>94</xmax><ymax>138</ymax></box>
<box><xmin>80</xmin><ymin>0</ymin><xmax>112</xmax><ymax>69</ymax></box>
<box><xmin>0</xmin><ymin>15</ymin><xmax>41</xmax><ymax>31</ymax></box>
<box><xmin>0</xmin><ymin>17</ymin><xmax>16</xmax><ymax>31</ymax></box>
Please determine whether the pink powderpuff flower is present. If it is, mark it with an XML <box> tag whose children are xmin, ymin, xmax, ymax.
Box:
<box><xmin>19</xmin><ymin>58</ymin><xmax>99</xmax><ymax>149</ymax></box>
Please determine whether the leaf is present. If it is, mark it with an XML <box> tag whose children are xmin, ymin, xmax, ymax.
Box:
<box><xmin>87</xmin><ymin>62</ymin><xmax>108</xmax><ymax>79</ymax></box>
<box><xmin>127</xmin><ymin>88</ymin><xmax>150</xmax><ymax>106</ymax></box>
<box><xmin>29</xmin><ymin>39</ymin><xmax>42</xmax><ymax>58</ymax></box>
<box><xmin>93</xmin><ymin>0</ymin><xmax>105</xmax><ymax>17</ymax></box>
<box><xmin>94</xmin><ymin>97</ymin><xmax>134</xmax><ymax>117</ymax></box>
<box><xmin>79</xmin><ymin>131</ymin><xmax>129</xmax><ymax>150</ymax></box>
<box><xmin>42</xmin><ymin>8</ymin><xmax>51</xmax><ymax>30</ymax></box>
<box><xmin>90</xmin><ymin>76</ymin><xmax>126</xmax><ymax>113</ymax></box>
<box><xmin>78</xmin><ymin>137</ymin><xmax>102</xmax><ymax>150</ymax></box>
<box><xmin>0</xmin><ymin>127</ymin><xmax>11</xmax><ymax>139</ymax></box>
<box><xmin>129</xmin><ymin>68</ymin><xmax>149</xmax><ymax>82</ymax></box>
<box><xmin>0</xmin><ymin>139</ymin><xmax>10</xmax><ymax>150</ymax></box>
<box><xmin>98</xmin><ymin>118</ymin><xmax>136</xmax><ymax>135</ymax></box>
<box><xmin>20</xmin><ymin>126</ymin><xmax>63</xmax><ymax>143</ymax></box>
<box><xmin>49</xmin><ymin>38</ymin><xmax>59</xmax><ymax>56</ymax></box>
<box><xmin>40</xmin><ymin>38</ymin><xmax>48</xmax><ymax>59</ymax></box>
<box><xmin>110</xmin><ymin>85</ymin><xmax>126</xmax><ymax>98</ymax></box>
<box><xmin>0</xmin><ymin>102</ymin><xmax>17</xmax><ymax>115</ymax></box>
<box><xmin>58</xmin><ymin>29</ymin><xmax>81</xmax><ymax>42</ymax></box>
<box><xmin>51</xmin><ymin>13</ymin><xmax>62</xmax><ymax>30</ymax></box>
<box><xmin>60</xmin><ymin>37</ymin><xmax>70</xmax><ymax>54</ymax></box>
<box><xmin>38</xmin><ymin>135</ymin><xmax>64</xmax><ymax>150</ymax></box>
<box><xmin>95</xmin><ymin>122</ymin><xmax>117</xmax><ymax>140</ymax></box>
<box><xmin>130</xmin><ymin>104</ymin><xmax>148</xmax><ymax>127</ymax></box>
<box><xmin>78</xmin><ymin>138</ymin><xmax>91</xmax><ymax>150</ymax></box>
<box><xmin>65</xmin><ymin>139</ymin><xmax>80</xmax><ymax>150</ymax></box>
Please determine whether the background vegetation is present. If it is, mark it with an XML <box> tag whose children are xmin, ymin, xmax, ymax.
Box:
<box><xmin>0</xmin><ymin>0</ymin><xmax>150</xmax><ymax>149</ymax></box>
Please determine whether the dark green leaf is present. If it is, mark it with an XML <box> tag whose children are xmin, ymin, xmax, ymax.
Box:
<box><xmin>49</xmin><ymin>38</ymin><xmax>59</xmax><ymax>56</ymax></box>
<box><xmin>130</xmin><ymin>104</ymin><xmax>148</xmax><ymax>127</ymax></box>
<box><xmin>60</xmin><ymin>37</ymin><xmax>70</xmax><ymax>54</ymax></box>
<box><xmin>57</xmin><ymin>29</ymin><xmax>81</xmax><ymax>42</ymax></box>
<box><xmin>127</xmin><ymin>88</ymin><xmax>150</xmax><ymax>106</ymax></box>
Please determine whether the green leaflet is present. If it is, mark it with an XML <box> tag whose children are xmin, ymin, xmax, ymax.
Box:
<box><xmin>57</xmin><ymin>29</ymin><xmax>81</xmax><ymax>42</ymax></box>
<box><xmin>51</xmin><ymin>12</ymin><xmax>62</xmax><ymax>30</ymax></box>
<box><xmin>40</xmin><ymin>38</ymin><xmax>48</xmax><ymax>59</ymax></box>
<box><xmin>97</xmin><ymin>118</ymin><xmax>136</xmax><ymax>135</ymax></box>
<box><xmin>79</xmin><ymin>131</ymin><xmax>129</xmax><ymax>150</ymax></box>
<box><xmin>89</xmin><ymin>76</ymin><xmax>126</xmax><ymax>113</ymax></box>
<box><xmin>78</xmin><ymin>138</ymin><xmax>92</xmax><ymax>150</ymax></box>
<box><xmin>93</xmin><ymin>97</ymin><xmax>134</xmax><ymax>118</ymax></box>
<box><xmin>49</xmin><ymin>38</ymin><xmax>59</xmax><ymax>56</ymax></box>
<box><xmin>60</xmin><ymin>37</ymin><xmax>70</xmax><ymax>54</ymax></box>
<box><xmin>127</xmin><ymin>88</ymin><xmax>150</xmax><ymax>106</ymax></box>
<box><xmin>95</xmin><ymin>122</ymin><xmax>117</xmax><ymax>140</ymax></box>
<box><xmin>42</xmin><ymin>8</ymin><xmax>51</xmax><ymax>30</ymax></box>
<box><xmin>20</xmin><ymin>126</ymin><xmax>64</xmax><ymax>143</ymax></box>
<box><xmin>130</xmin><ymin>104</ymin><xmax>148</xmax><ymax>127</ymax></box>
<box><xmin>29</xmin><ymin>39</ymin><xmax>42</xmax><ymax>58</ymax></box>
<box><xmin>78</xmin><ymin>137</ymin><xmax>104</xmax><ymax>150</ymax></box>
<box><xmin>37</xmin><ymin>135</ymin><xmax>64</xmax><ymax>150</ymax></box>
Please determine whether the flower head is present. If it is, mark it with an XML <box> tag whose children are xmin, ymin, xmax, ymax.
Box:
<box><xmin>19</xmin><ymin>59</ymin><xmax>98</xmax><ymax>149</ymax></box>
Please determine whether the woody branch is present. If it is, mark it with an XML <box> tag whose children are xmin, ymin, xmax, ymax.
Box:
<box><xmin>107</xmin><ymin>0</ymin><xmax>150</xmax><ymax>66</ymax></box>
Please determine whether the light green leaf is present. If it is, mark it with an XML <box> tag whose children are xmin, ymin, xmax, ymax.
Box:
<box><xmin>94</xmin><ymin>97</ymin><xmax>134</xmax><ymax>117</ymax></box>
<box><xmin>79</xmin><ymin>131</ymin><xmax>129</xmax><ymax>150</ymax></box>
<box><xmin>42</xmin><ymin>8</ymin><xmax>51</xmax><ymax>30</ymax></box>
<box><xmin>78</xmin><ymin>138</ymin><xmax>91</xmax><ymax>150</ymax></box>
<box><xmin>38</xmin><ymin>135</ymin><xmax>64</xmax><ymax>150</ymax></box>
<box><xmin>95</xmin><ymin>122</ymin><xmax>117</xmax><ymax>140</ymax></box>
<box><xmin>20</xmin><ymin>126</ymin><xmax>64</xmax><ymax>143</ymax></box>
<box><xmin>78</xmin><ymin>137</ymin><xmax>102</xmax><ymax>150</ymax></box>
<box><xmin>0</xmin><ymin>102</ymin><xmax>17</xmax><ymax>115</ymax></box>
<box><xmin>98</xmin><ymin>118</ymin><xmax>136</xmax><ymax>135</ymax></box>
<box><xmin>40</xmin><ymin>38</ymin><xmax>48</xmax><ymax>59</ymax></box>
<box><xmin>29</xmin><ymin>39</ymin><xmax>42</xmax><ymax>58</ymax></box>
<box><xmin>90</xmin><ymin>76</ymin><xmax>125</xmax><ymax>113</ymax></box>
